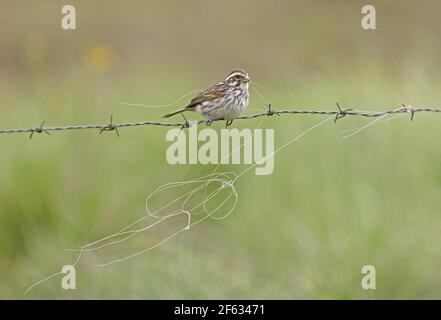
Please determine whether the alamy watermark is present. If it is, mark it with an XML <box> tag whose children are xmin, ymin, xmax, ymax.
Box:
<box><xmin>61</xmin><ymin>5</ymin><xmax>76</xmax><ymax>30</ymax></box>
<box><xmin>61</xmin><ymin>265</ymin><xmax>76</xmax><ymax>290</ymax></box>
<box><xmin>361</xmin><ymin>5</ymin><xmax>376</xmax><ymax>30</ymax></box>
<box><xmin>361</xmin><ymin>265</ymin><xmax>376</xmax><ymax>290</ymax></box>
<box><xmin>165</xmin><ymin>125</ymin><xmax>275</xmax><ymax>175</ymax></box>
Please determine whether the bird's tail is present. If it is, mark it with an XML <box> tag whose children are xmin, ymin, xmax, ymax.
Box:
<box><xmin>162</xmin><ymin>109</ymin><xmax>187</xmax><ymax>118</ymax></box>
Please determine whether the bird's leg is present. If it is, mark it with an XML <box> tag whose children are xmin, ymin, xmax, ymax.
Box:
<box><xmin>205</xmin><ymin>118</ymin><xmax>213</xmax><ymax>126</ymax></box>
<box><xmin>226</xmin><ymin>119</ymin><xmax>233</xmax><ymax>127</ymax></box>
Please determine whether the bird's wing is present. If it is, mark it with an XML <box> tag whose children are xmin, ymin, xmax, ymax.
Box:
<box><xmin>185</xmin><ymin>82</ymin><xmax>228</xmax><ymax>110</ymax></box>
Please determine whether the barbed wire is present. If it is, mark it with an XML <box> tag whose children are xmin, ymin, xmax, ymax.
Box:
<box><xmin>0</xmin><ymin>104</ymin><xmax>440</xmax><ymax>139</ymax></box>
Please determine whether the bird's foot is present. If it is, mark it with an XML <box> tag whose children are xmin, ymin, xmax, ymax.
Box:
<box><xmin>225</xmin><ymin>119</ymin><xmax>233</xmax><ymax>127</ymax></box>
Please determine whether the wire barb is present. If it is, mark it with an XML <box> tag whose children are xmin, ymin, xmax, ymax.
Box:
<box><xmin>334</xmin><ymin>103</ymin><xmax>353</xmax><ymax>123</ymax></box>
<box><xmin>180</xmin><ymin>113</ymin><xmax>191</xmax><ymax>130</ymax></box>
<box><xmin>29</xmin><ymin>121</ymin><xmax>50</xmax><ymax>140</ymax></box>
<box><xmin>402</xmin><ymin>104</ymin><xmax>416</xmax><ymax>121</ymax></box>
<box><xmin>99</xmin><ymin>115</ymin><xmax>120</xmax><ymax>137</ymax></box>
<box><xmin>265</xmin><ymin>103</ymin><xmax>279</xmax><ymax>116</ymax></box>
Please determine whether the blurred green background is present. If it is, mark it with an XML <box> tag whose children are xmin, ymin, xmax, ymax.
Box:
<box><xmin>2</xmin><ymin>0</ymin><xmax>441</xmax><ymax>299</ymax></box>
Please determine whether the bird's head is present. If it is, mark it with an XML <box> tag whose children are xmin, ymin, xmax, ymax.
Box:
<box><xmin>225</xmin><ymin>69</ymin><xmax>250</xmax><ymax>89</ymax></box>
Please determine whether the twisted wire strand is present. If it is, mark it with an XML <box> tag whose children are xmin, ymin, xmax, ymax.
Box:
<box><xmin>0</xmin><ymin>104</ymin><xmax>439</xmax><ymax>137</ymax></box>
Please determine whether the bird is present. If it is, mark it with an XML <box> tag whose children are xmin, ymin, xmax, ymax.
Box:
<box><xmin>162</xmin><ymin>69</ymin><xmax>250</xmax><ymax>127</ymax></box>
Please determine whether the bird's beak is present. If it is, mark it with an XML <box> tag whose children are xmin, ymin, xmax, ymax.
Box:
<box><xmin>245</xmin><ymin>74</ymin><xmax>250</xmax><ymax>82</ymax></box>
